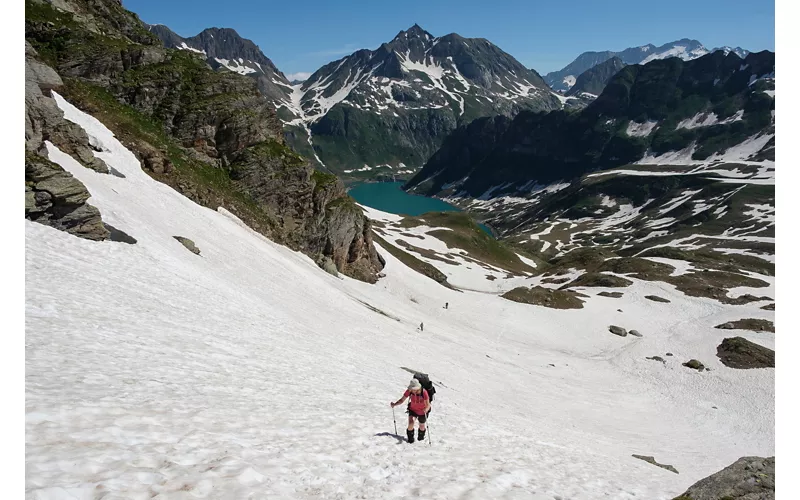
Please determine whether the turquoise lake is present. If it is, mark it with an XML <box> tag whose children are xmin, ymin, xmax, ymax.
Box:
<box><xmin>348</xmin><ymin>182</ymin><xmax>492</xmax><ymax>235</ymax></box>
<box><xmin>348</xmin><ymin>182</ymin><xmax>460</xmax><ymax>216</ymax></box>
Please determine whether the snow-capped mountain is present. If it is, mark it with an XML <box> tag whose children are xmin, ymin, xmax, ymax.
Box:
<box><xmin>545</xmin><ymin>39</ymin><xmax>742</xmax><ymax>92</ymax></box>
<box><xmin>275</xmin><ymin>24</ymin><xmax>561</xmax><ymax>175</ymax></box>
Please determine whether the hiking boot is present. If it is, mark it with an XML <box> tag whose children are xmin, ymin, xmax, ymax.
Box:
<box><xmin>418</xmin><ymin>429</ymin><xmax>426</xmax><ymax>441</ymax></box>
<box><xmin>406</xmin><ymin>429</ymin><xmax>415</xmax><ymax>443</ymax></box>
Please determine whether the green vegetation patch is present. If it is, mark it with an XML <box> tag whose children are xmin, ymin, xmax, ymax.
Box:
<box><xmin>561</xmin><ymin>272</ymin><xmax>633</xmax><ymax>289</ymax></box>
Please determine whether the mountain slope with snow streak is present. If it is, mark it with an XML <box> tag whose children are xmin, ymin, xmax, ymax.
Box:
<box><xmin>25</xmin><ymin>94</ymin><xmax>773</xmax><ymax>499</ymax></box>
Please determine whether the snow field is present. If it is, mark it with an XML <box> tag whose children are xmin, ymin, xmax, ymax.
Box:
<box><xmin>25</xmin><ymin>95</ymin><xmax>774</xmax><ymax>499</ymax></box>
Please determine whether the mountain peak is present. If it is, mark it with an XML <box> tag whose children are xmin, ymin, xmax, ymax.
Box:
<box><xmin>394</xmin><ymin>23</ymin><xmax>434</xmax><ymax>42</ymax></box>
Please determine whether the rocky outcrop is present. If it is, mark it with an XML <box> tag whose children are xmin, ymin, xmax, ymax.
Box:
<box><xmin>25</xmin><ymin>41</ymin><xmax>108</xmax><ymax>173</ymax></box>
<box><xmin>715</xmin><ymin>319</ymin><xmax>774</xmax><ymax>333</ymax></box>
<box><xmin>672</xmin><ymin>456</ymin><xmax>774</xmax><ymax>500</ymax></box>
<box><xmin>25</xmin><ymin>39</ymin><xmax>109</xmax><ymax>241</ymax></box>
<box><xmin>717</xmin><ymin>337</ymin><xmax>775</xmax><ymax>369</ymax></box>
<box><xmin>228</xmin><ymin>144</ymin><xmax>384</xmax><ymax>282</ymax></box>
<box><xmin>25</xmin><ymin>152</ymin><xmax>109</xmax><ymax>240</ymax></box>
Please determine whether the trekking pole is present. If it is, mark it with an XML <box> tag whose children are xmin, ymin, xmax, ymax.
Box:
<box><xmin>392</xmin><ymin>406</ymin><xmax>398</xmax><ymax>436</ymax></box>
<box><xmin>428</xmin><ymin>420</ymin><xmax>432</xmax><ymax>447</ymax></box>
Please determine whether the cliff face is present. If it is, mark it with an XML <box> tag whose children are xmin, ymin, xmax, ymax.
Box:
<box><xmin>25</xmin><ymin>0</ymin><xmax>383</xmax><ymax>281</ymax></box>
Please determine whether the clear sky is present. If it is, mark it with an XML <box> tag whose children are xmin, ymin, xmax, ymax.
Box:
<box><xmin>125</xmin><ymin>0</ymin><xmax>775</xmax><ymax>80</ymax></box>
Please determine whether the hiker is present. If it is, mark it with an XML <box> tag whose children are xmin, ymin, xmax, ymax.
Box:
<box><xmin>445</xmin><ymin>302</ymin><xmax>448</xmax><ymax>309</ymax></box>
<box><xmin>419</xmin><ymin>322</ymin><xmax>424</xmax><ymax>332</ymax></box>
<box><xmin>391</xmin><ymin>378</ymin><xmax>431</xmax><ymax>443</ymax></box>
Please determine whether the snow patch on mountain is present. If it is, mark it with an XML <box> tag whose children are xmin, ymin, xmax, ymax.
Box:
<box><xmin>640</xmin><ymin>44</ymin><xmax>710</xmax><ymax>65</ymax></box>
<box><xmin>626</xmin><ymin>120</ymin><xmax>658</xmax><ymax>137</ymax></box>
<box><xmin>178</xmin><ymin>42</ymin><xmax>206</xmax><ymax>56</ymax></box>
<box><xmin>676</xmin><ymin>110</ymin><xmax>744</xmax><ymax>129</ymax></box>
<box><xmin>214</xmin><ymin>57</ymin><xmax>257</xmax><ymax>75</ymax></box>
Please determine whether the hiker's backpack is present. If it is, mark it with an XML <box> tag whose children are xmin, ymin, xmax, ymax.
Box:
<box><xmin>413</xmin><ymin>373</ymin><xmax>436</xmax><ymax>403</ymax></box>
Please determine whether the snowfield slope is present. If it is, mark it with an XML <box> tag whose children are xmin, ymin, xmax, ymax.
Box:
<box><xmin>26</xmin><ymin>95</ymin><xmax>774</xmax><ymax>498</ymax></box>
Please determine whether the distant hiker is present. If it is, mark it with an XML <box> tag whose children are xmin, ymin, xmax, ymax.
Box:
<box><xmin>445</xmin><ymin>302</ymin><xmax>448</xmax><ymax>309</ymax></box>
<box><xmin>391</xmin><ymin>378</ymin><xmax>431</xmax><ymax>443</ymax></box>
<box><xmin>419</xmin><ymin>322</ymin><xmax>424</xmax><ymax>332</ymax></box>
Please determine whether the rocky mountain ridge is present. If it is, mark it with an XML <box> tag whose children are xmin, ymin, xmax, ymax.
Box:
<box><xmin>145</xmin><ymin>23</ymin><xmax>295</xmax><ymax>107</ymax></box>
<box><xmin>546</xmin><ymin>39</ymin><xmax>750</xmax><ymax>92</ymax></box>
<box><xmin>24</xmin><ymin>0</ymin><xmax>383</xmax><ymax>282</ymax></box>
<box><xmin>564</xmin><ymin>57</ymin><xmax>626</xmax><ymax>98</ymax></box>
<box><xmin>407</xmin><ymin>50</ymin><xmax>774</xmax><ymax>200</ymax></box>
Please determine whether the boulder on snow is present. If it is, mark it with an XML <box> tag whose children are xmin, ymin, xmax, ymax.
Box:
<box><xmin>683</xmin><ymin>359</ymin><xmax>705</xmax><ymax>371</ymax></box>
<box><xmin>646</xmin><ymin>356</ymin><xmax>666</xmax><ymax>364</ymax></box>
<box><xmin>629</xmin><ymin>329</ymin><xmax>643</xmax><ymax>337</ymax></box>
<box><xmin>609</xmin><ymin>325</ymin><xmax>627</xmax><ymax>337</ymax></box>
<box><xmin>317</xmin><ymin>255</ymin><xmax>339</xmax><ymax>277</ymax></box>
<box><xmin>672</xmin><ymin>456</ymin><xmax>774</xmax><ymax>500</ymax></box>
<box><xmin>716</xmin><ymin>337</ymin><xmax>774</xmax><ymax>369</ymax></box>
<box><xmin>598</xmin><ymin>291</ymin><xmax>623</xmax><ymax>298</ymax></box>
<box><xmin>174</xmin><ymin>236</ymin><xmax>201</xmax><ymax>255</ymax></box>
<box><xmin>632</xmin><ymin>454</ymin><xmax>678</xmax><ymax>474</ymax></box>
<box><xmin>645</xmin><ymin>295</ymin><xmax>671</xmax><ymax>303</ymax></box>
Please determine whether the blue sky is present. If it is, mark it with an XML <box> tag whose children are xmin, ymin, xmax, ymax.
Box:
<box><xmin>126</xmin><ymin>0</ymin><xmax>774</xmax><ymax>80</ymax></box>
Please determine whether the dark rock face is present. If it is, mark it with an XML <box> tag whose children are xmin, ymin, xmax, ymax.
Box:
<box><xmin>672</xmin><ymin>456</ymin><xmax>774</xmax><ymax>500</ymax></box>
<box><xmin>565</xmin><ymin>57</ymin><xmax>626</xmax><ymax>97</ymax></box>
<box><xmin>717</xmin><ymin>337</ymin><xmax>774</xmax><ymax>369</ymax></box>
